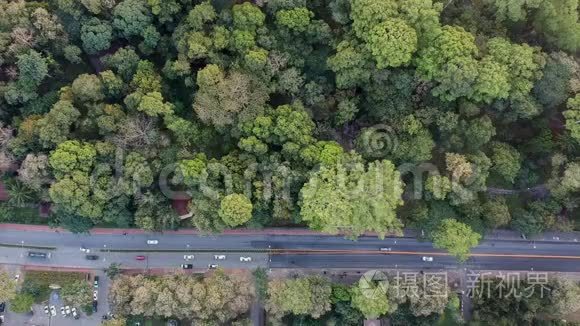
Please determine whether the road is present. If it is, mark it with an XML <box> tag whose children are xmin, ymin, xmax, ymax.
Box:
<box><xmin>0</xmin><ymin>229</ymin><xmax>579</xmax><ymax>272</ymax></box>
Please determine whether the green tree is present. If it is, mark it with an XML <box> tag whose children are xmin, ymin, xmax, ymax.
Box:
<box><xmin>276</xmin><ymin>7</ymin><xmax>313</xmax><ymax>32</ymax></box>
<box><xmin>113</xmin><ymin>0</ymin><xmax>153</xmax><ymax>38</ymax></box>
<box><xmin>49</xmin><ymin>140</ymin><xmax>96</xmax><ymax>177</ymax></box>
<box><xmin>80</xmin><ymin>18</ymin><xmax>113</xmax><ymax>54</ymax></box>
<box><xmin>37</xmin><ymin>100</ymin><xmax>81</xmax><ymax>148</ymax></box>
<box><xmin>0</xmin><ymin>271</ymin><xmax>17</xmax><ymax>303</ymax></box>
<box><xmin>266</xmin><ymin>276</ymin><xmax>332</xmax><ymax>320</ymax></box>
<box><xmin>351</xmin><ymin>278</ymin><xmax>389</xmax><ymax>319</ymax></box>
<box><xmin>483</xmin><ymin>197</ymin><xmax>511</xmax><ymax>228</ymax></box>
<box><xmin>187</xmin><ymin>1</ymin><xmax>216</xmax><ymax>30</ymax></box>
<box><xmin>564</xmin><ymin>94</ymin><xmax>580</xmax><ymax>143</ymax></box>
<box><xmin>218</xmin><ymin>193</ymin><xmax>253</xmax><ymax>227</ymax></box>
<box><xmin>431</xmin><ymin>218</ymin><xmax>481</xmax><ymax>262</ymax></box>
<box><xmin>61</xmin><ymin>280</ymin><xmax>94</xmax><ymax>307</ymax></box>
<box><xmin>103</xmin><ymin>47</ymin><xmax>140</xmax><ymax>81</ymax></box>
<box><xmin>366</xmin><ymin>19</ymin><xmax>417</xmax><ymax>68</ymax></box>
<box><xmin>9</xmin><ymin>293</ymin><xmax>35</xmax><ymax>313</ymax></box>
<box><xmin>489</xmin><ymin>142</ymin><xmax>522</xmax><ymax>183</ymax></box>
<box><xmin>71</xmin><ymin>74</ymin><xmax>105</xmax><ymax>103</ymax></box>
<box><xmin>548</xmin><ymin>278</ymin><xmax>580</xmax><ymax>317</ymax></box>
<box><xmin>233</xmin><ymin>2</ymin><xmax>265</xmax><ymax>32</ymax></box>
<box><xmin>136</xmin><ymin>92</ymin><xmax>173</xmax><ymax>117</ymax></box>
<box><xmin>300</xmin><ymin>158</ymin><xmax>404</xmax><ymax>239</ymax></box>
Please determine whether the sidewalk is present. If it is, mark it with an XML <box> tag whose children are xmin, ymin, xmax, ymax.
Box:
<box><xmin>1</xmin><ymin>223</ymin><xmax>579</xmax><ymax>242</ymax></box>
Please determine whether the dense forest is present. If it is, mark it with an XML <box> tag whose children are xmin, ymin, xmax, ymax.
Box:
<box><xmin>0</xmin><ymin>0</ymin><xmax>579</xmax><ymax>242</ymax></box>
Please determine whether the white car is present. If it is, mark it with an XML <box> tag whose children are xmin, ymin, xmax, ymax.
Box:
<box><xmin>183</xmin><ymin>255</ymin><xmax>195</xmax><ymax>260</ymax></box>
<box><xmin>65</xmin><ymin>306</ymin><xmax>71</xmax><ymax>315</ymax></box>
<box><xmin>146</xmin><ymin>240</ymin><xmax>159</xmax><ymax>245</ymax></box>
<box><xmin>239</xmin><ymin>257</ymin><xmax>252</xmax><ymax>262</ymax></box>
<box><xmin>60</xmin><ymin>307</ymin><xmax>66</xmax><ymax>316</ymax></box>
<box><xmin>72</xmin><ymin>307</ymin><xmax>78</xmax><ymax>319</ymax></box>
<box><xmin>422</xmin><ymin>256</ymin><xmax>434</xmax><ymax>262</ymax></box>
<box><xmin>50</xmin><ymin>306</ymin><xmax>56</xmax><ymax>316</ymax></box>
<box><xmin>208</xmin><ymin>264</ymin><xmax>218</xmax><ymax>269</ymax></box>
<box><xmin>214</xmin><ymin>255</ymin><xmax>226</xmax><ymax>260</ymax></box>
<box><xmin>93</xmin><ymin>290</ymin><xmax>98</xmax><ymax>301</ymax></box>
<box><xmin>80</xmin><ymin>247</ymin><xmax>90</xmax><ymax>253</ymax></box>
<box><xmin>380</xmin><ymin>247</ymin><xmax>392</xmax><ymax>252</ymax></box>
<box><xmin>14</xmin><ymin>274</ymin><xmax>19</xmax><ymax>281</ymax></box>
<box><xmin>43</xmin><ymin>306</ymin><xmax>49</xmax><ymax>315</ymax></box>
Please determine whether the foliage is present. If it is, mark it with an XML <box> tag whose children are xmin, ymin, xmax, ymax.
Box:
<box><xmin>266</xmin><ymin>275</ymin><xmax>332</xmax><ymax>320</ymax></box>
<box><xmin>219</xmin><ymin>193</ymin><xmax>253</xmax><ymax>227</ymax></box>
<box><xmin>61</xmin><ymin>280</ymin><xmax>93</xmax><ymax>306</ymax></box>
<box><xmin>10</xmin><ymin>293</ymin><xmax>35</xmax><ymax>313</ymax></box>
<box><xmin>0</xmin><ymin>271</ymin><xmax>17</xmax><ymax>303</ymax></box>
<box><xmin>431</xmin><ymin>218</ymin><xmax>481</xmax><ymax>262</ymax></box>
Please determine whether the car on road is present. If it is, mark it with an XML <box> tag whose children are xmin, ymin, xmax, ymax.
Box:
<box><xmin>50</xmin><ymin>306</ymin><xmax>56</xmax><ymax>316</ymax></box>
<box><xmin>27</xmin><ymin>251</ymin><xmax>50</xmax><ymax>259</ymax></box>
<box><xmin>92</xmin><ymin>301</ymin><xmax>98</xmax><ymax>313</ymax></box>
<box><xmin>86</xmin><ymin>255</ymin><xmax>99</xmax><ymax>260</ymax></box>
<box><xmin>181</xmin><ymin>264</ymin><xmax>193</xmax><ymax>269</ymax></box>
<box><xmin>239</xmin><ymin>257</ymin><xmax>252</xmax><ymax>262</ymax></box>
<box><xmin>380</xmin><ymin>247</ymin><xmax>392</xmax><ymax>252</ymax></box>
<box><xmin>208</xmin><ymin>264</ymin><xmax>218</xmax><ymax>269</ymax></box>
<box><xmin>422</xmin><ymin>256</ymin><xmax>434</xmax><ymax>262</ymax></box>
<box><xmin>214</xmin><ymin>255</ymin><xmax>226</xmax><ymax>260</ymax></box>
<box><xmin>80</xmin><ymin>247</ymin><xmax>90</xmax><ymax>253</ymax></box>
<box><xmin>60</xmin><ymin>307</ymin><xmax>66</xmax><ymax>316</ymax></box>
<box><xmin>93</xmin><ymin>290</ymin><xmax>98</xmax><ymax>301</ymax></box>
<box><xmin>0</xmin><ymin>302</ymin><xmax>4</xmax><ymax>313</ymax></box>
<box><xmin>43</xmin><ymin>306</ymin><xmax>49</xmax><ymax>315</ymax></box>
<box><xmin>146</xmin><ymin>239</ymin><xmax>159</xmax><ymax>245</ymax></box>
<box><xmin>136</xmin><ymin>255</ymin><xmax>146</xmax><ymax>260</ymax></box>
<box><xmin>183</xmin><ymin>254</ymin><xmax>194</xmax><ymax>260</ymax></box>
<box><xmin>94</xmin><ymin>276</ymin><xmax>99</xmax><ymax>288</ymax></box>
<box><xmin>65</xmin><ymin>306</ymin><xmax>71</xmax><ymax>315</ymax></box>
<box><xmin>72</xmin><ymin>307</ymin><xmax>79</xmax><ymax>319</ymax></box>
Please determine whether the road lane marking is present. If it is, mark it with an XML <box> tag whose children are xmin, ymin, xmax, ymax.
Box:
<box><xmin>269</xmin><ymin>249</ymin><xmax>580</xmax><ymax>260</ymax></box>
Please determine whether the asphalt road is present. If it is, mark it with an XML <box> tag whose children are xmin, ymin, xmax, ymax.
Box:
<box><xmin>0</xmin><ymin>230</ymin><xmax>579</xmax><ymax>272</ymax></box>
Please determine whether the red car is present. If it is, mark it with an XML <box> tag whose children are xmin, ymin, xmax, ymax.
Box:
<box><xmin>135</xmin><ymin>255</ymin><xmax>146</xmax><ymax>260</ymax></box>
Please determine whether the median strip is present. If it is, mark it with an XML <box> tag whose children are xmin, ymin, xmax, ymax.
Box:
<box><xmin>0</xmin><ymin>243</ymin><xmax>56</xmax><ymax>250</ymax></box>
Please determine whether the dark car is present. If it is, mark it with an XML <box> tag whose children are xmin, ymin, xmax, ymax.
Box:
<box><xmin>92</xmin><ymin>301</ymin><xmax>98</xmax><ymax>313</ymax></box>
<box><xmin>181</xmin><ymin>264</ymin><xmax>193</xmax><ymax>269</ymax></box>
<box><xmin>0</xmin><ymin>302</ymin><xmax>5</xmax><ymax>313</ymax></box>
<box><xmin>86</xmin><ymin>255</ymin><xmax>99</xmax><ymax>260</ymax></box>
<box><xmin>93</xmin><ymin>276</ymin><xmax>99</xmax><ymax>288</ymax></box>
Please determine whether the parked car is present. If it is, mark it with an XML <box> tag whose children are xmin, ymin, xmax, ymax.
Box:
<box><xmin>183</xmin><ymin>255</ymin><xmax>194</xmax><ymax>260</ymax></box>
<box><xmin>214</xmin><ymin>255</ymin><xmax>226</xmax><ymax>260</ymax></box>
<box><xmin>135</xmin><ymin>255</ymin><xmax>146</xmax><ymax>260</ymax></box>
<box><xmin>422</xmin><ymin>256</ymin><xmax>434</xmax><ymax>262</ymax></box>
<box><xmin>43</xmin><ymin>306</ymin><xmax>49</xmax><ymax>315</ymax></box>
<box><xmin>50</xmin><ymin>306</ymin><xmax>56</xmax><ymax>316</ymax></box>
<box><xmin>181</xmin><ymin>264</ymin><xmax>193</xmax><ymax>269</ymax></box>
<box><xmin>72</xmin><ymin>307</ymin><xmax>79</xmax><ymax>319</ymax></box>
<box><xmin>93</xmin><ymin>276</ymin><xmax>99</xmax><ymax>288</ymax></box>
<box><xmin>0</xmin><ymin>302</ymin><xmax>5</xmax><ymax>313</ymax></box>
<box><xmin>65</xmin><ymin>306</ymin><xmax>71</xmax><ymax>315</ymax></box>
<box><xmin>146</xmin><ymin>240</ymin><xmax>159</xmax><ymax>245</ymax></box>
<box><xmin>27</xmin><ymin>251</ymin><xmax>50</xmax><ymax>259</ymax></box>
<box><xmin>239</xmin><ymin>257</ymin><xmax>252</xmax><ymax>262</ymax></box>
<box><xmin>60</xmin><ymin>307</ymin><xmax>66</xmax><ymax>316</ymax></box>
<box><xmin>93</xmin><ymin>290</ymin><xmax>98</xmax><ymax>301</ymax></box>
<box><xmin>14</xmin><ymin>274</ymin><xmax>19</xmax><ymax>281</ymax></box>
<box><xmin>92</xmin><ymin>301</ymin><xmax>98</xmax><ymax>313</ymax></box>
<box><xmin>208</xmin><ymin>264</ymin><xmax>218</xmax><ymax>269</ymax></box>
<box><xmin>86</xmin><ymin>255</ymin><xmax>99</xmax><ymax>260</ymax></box>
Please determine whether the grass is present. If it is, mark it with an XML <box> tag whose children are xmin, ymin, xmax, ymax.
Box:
<box><xmin>23</xmin><ymin>271</ymin><xmax>88</xmax><ymax>303</ymax></box>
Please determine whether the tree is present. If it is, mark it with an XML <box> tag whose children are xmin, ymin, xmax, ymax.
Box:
<box><xmin>10</xmin><ymin>293</ymin><xmax>34</xmax><ymax>313</ymax></box>
<box><xmin>483</xmin><ymin>197</ymin><xmax>511</xmax><ymax>228</ymax></box>
<box><xmin>16</xmin><ymin>50</ymin><xmax>49</xmax><ymax>89</ymax></box>
<box><xmin>489</xmin><ymin>142</ymin><xmax>521</xmax><ymax>183</ymax></box>
<box><xmin>327</xmin><ymin>39</ymin><xmax>372</xmax><ymax>89</ymax></box>
<box><xmin>266</xmin><ymin>276</ymin><xmax>332</xmax><ymax>320</ymax></box>
<box><xmin>187</xmin><ymin>1</ymin><xmax>216</xmax><ymax>30</ymax></box>
<box><xmin>193</xmin><ymin>64</ymin><xmax>269</xmax><ymax>128</ymax></box>
<box><xmin>102</xmin><ymin>319</ymin><xmax>127</xmax><ymax>326</ymax></box>
<box><xmin>548</xmin><ymin>278</ymin><xmax>580</xmax><ymax>317</ymax></box>
<box><xmin>37</xmin><ymin>100</ymin><xmax>81</xmax><ymax>148</ymax></box>
<box><xmin>0</xmin><ymin>271</ymin><xmax>17</xmax><ymax>303</ymax></box>
<box><xmin>233</xmin><ymin>2</ymin><xmax>265</xmax><ymax>32</ymax></box>
<box><xmin>17</xmin><ymin>154</ymin><xmax>51</xmax><ymax>191</ymax></box>
<box><xmin>105</xmin><ymin>263</ymin><xmax>122</xmax><ymax>279</ymax></box>
<box><xmin>564</xmin><ymin>94</ymin><xmax>580</xmax><ymax>143</ymax></box>
<box><xmin>103</xmin><ymin>47</ymin><xmax>140</xmax><ymax>81</ymax></box>
<box><xmin>366</xmin><ymin>19</ymin><xmax>417</xmax><ymax>68</ymax></box>
<box><xmin>136</xmin><ymin>92</ymin><xmax>173</xmax><ymax>117</ymax></box>
<box><xmin>49</xmin><ymin>140</ymin><xmax>96</xmax><ymax>177</ymax></box>
<box><xmin>300</xmin><ymin>157</ymin><xmax>404</xmax><ymax>239</ymax></box>
<box><xmin>80</xmin><ymin>18</ymin><xmax>113</xmax><ymax>54</ymax></box>
<box><xmin>71</xmin><ymin>74</ymin><xmax>105</xmax><ymax>103</ymax></box>
<box><xmin>351</xmin><ymin>278</ymin><xmax>389</xmax><ymax>319</ymax></box>
<box><xmin>431</xmin><ymin>218</ymin><xmax>481</xmax><ymax>262</ymax></box>
<box><xmin>276</xmin><ymin>7</ymin><xmax>313</xmax><ymax>32</ymax></box>
<box><xmin>113</xmin><ymin>0</ymin><xmax>153</xmax><ymax>38</ymax></box>
<box><xmin>219</xmin><ymin>193</ymin><xmax>253</xmax><ymax>227</ymax></box>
